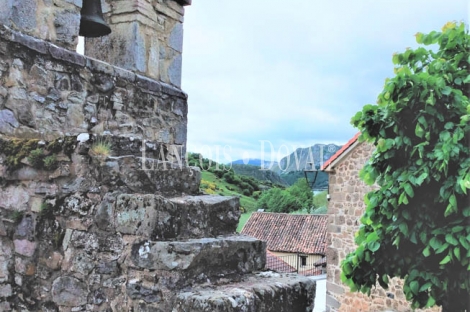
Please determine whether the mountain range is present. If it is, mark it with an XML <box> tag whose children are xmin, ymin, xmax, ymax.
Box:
<box><xmin>231</xmin><ymin>143</ymin><xmax>341</xmax><ymax>188</ymax></box>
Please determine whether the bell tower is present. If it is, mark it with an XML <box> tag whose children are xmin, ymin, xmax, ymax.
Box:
<box><xmin>84</xmin><ymin>0</ymin><xmax>191</xmax><ymax>87</ymax></box>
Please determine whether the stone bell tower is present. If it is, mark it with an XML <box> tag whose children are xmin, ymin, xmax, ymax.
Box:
<box><xmin>0</xmin><ymin>1</ymin><xmax>317</xmax><ymax>311</ymax></box>
<box><xmin>85</xmin><ymin>0</ymin><xmax>191</xmax><ymax>87</ymax></box>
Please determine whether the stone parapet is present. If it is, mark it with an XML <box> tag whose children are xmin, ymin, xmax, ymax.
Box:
<box><xmin>0</xmin><ymin>25</ymin><xmax>187</xmax><ymax>147</ymax></box>
<box><xmin>174</xmin><ymin>272</ymin><xmax>316</xmax><ymax>312</ymax></box>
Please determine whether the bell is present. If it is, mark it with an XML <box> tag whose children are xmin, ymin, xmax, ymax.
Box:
<box><xmin>79</xmin><ymin>0</ymin><xmax>111</xmax><ymax>38</ymax></box>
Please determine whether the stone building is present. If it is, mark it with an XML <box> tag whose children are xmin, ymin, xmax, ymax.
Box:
<box><xmin>322</xmin><ymin>133</ymin><xmax>440</xmax><ymax>312</ymax></box>
<box><xmin>0</xmin><ymin>0</ymin><xmax>316</xmax><ymax>311</ymax></box>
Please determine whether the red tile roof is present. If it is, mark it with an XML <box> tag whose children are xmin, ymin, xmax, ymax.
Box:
<box><xmin>266</xmin><ymin>251</ymin><xmax>296</xmax><ymax>273</ymax></box>
<box><xmin>301</xmin><ymin>265</ymin><xmax>326</xmax><ymax>277</ymax></box>
<box><xmin>241</xmin><ymin>213</ymin><xmax>328</xmax><ymax>255</ymax></box>
<box><xmin>321</xmin><ymin>132</ymin><xmax>361</xmax><ymax>170</ymax></box>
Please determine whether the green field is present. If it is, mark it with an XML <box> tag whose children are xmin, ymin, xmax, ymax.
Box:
<box><xmin>199</xmin><ymin>171</ymin><xmax>259</xmax><ymax>232</ymax></box>
<box><xmin>200</xmin><ymin>171</ymin><xmax>258</xmax><ymax>212</ymax></box>
<box><xmin>237</xmin><ymin>212</ymin><xmax>253</xmax><ymax>232</ymax></box>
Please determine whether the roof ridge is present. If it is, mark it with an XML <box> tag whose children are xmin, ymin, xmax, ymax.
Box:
<box><xmin>321</xmin><ymin>132</ymin><xmax>361</xmax><ymax>170</ymax></box>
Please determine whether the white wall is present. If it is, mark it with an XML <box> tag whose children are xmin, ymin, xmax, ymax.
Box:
<box><xmin>310</xmin><ymin>275</ymin><xmax>326</xmax><ymax>312</ymax></box>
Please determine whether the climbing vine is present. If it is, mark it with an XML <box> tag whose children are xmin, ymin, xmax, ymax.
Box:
<box><xmin>343</xmin><ymin>22</ymin><xmax>470</xmax><ymax>311</ymax></box>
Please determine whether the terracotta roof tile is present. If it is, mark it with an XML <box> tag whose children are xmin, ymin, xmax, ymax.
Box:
<box><xmin>266</xmin><ymin>251</ymin><xmax>296</xmax><ymax>273</ymax></box>
<box><xmin>241</xmin><ymin>212</ymin><xmax>328</xmax><ymax>255</ymax></box>
<box><xmin>321</xmin><ymin>132</ymin><xmax>361</xmax><ymax>170</ymax></box>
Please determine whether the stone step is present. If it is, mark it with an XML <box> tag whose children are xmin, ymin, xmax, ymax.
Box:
<box><xmin>111</xmin><ymin>194</ymin><xmax>240</xmax><ymax>240</ymax></box>
<box><xmin>104</xmin><ymin>156</ymin><xmax>201</xmax><ymax>196</ymax></box>
<box><xmin>173</xmin><ymin>272</ymin><xmax>316</xmax><ymax>312</ymax></box>
<box><xmin>123</xmin><ymin>235</ymin><xmax>268</xmax><ymax>311</ymax></box>
<box><xmin>125</xmin><ymin>235</ymin><xmax>266</xmax><ymax>279</ymax></box>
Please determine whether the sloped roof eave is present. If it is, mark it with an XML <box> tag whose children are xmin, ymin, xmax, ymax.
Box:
<box><xmin>321</xmin><ymin>132</ymin><xmax>361</xmax><ymax>171</ymax></box>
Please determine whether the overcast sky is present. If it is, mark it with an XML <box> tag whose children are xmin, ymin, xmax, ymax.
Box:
<box><xmin>181</xmin><ymin>0</ymin><xmax>469</xmax><ymax>162</ymax></box>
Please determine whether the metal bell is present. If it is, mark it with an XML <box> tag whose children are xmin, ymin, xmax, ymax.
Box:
<box><xmin>79</xmin><ymin>0</ymin><xmax>111</xmax><ymax>38</ymax></box>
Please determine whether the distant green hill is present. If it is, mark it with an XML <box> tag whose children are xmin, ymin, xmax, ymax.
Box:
<box><xmin>231</xmin><ymin>159</ymin><xmax>278</xmax><ymax>168</ymax></box>
<box><xmin>231</xmin><ymin>164</ymin><xmax>287</xmax><ymax>186</ymax></box>
<box><xmin>187</xmin><ymin>153</ymin><xmax>278</xmax><ymax>213</ymax></box>
<box><xmin>271</xmin><ymin>144</ymin><xmax>341</xmax><ymax>174</ymax></box>
<box><xmin>280</xmin><ymin>170</ymin><xmax>329</xmax><ymax>189</ymax></box>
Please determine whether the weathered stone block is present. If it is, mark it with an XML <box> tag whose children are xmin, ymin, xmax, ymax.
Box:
<box><xmin>0</xmin><ymin>109</ymin><xmax>19</xmax><ymax>134</ymax></box>
<box><xmin>13</xmin><ymin>239</ymin><xmax>36</xmax><ymax>257</ymax></box>
<box><xmin>128</xmin><ymin>235</ymin><xmax>266</xmax><ymax>278</ymax></box>
<box><xmin>0</xmin><ymin>185</ymin><xmax>29</xmax><ymax>211</ymax></box>
<box><xmin>115</xmin><ymin>157</ymin><xmax>200</xmax><ymax>196</ymax></box>
<box><xmin>114</xmin><ymin>194</ymin><xmax>239</xmax><ymax>239</ymax></box>
<box><xmin>0</xmin><ymin>283</ymin><xmax>12</xmax><ymax>298</ymax></box>
<box><xmin>51</xmin><ymin>276</ymin><xmax>88</xmax><ymax>307</ymax></box>
<box><xmin>169</xmin><ymin>195</ymin><xmax>240</xmax><ymax>237</ymax></box>
<box><xmin>174</xmin><ymin>273</ymin><xmax>316</xmax><ymax>312</ymax></box>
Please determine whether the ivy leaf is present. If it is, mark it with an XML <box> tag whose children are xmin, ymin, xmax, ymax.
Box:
<box><xmin>454</xmin><ymin>247</ymin><xmax>461</xmax><ymax>261</ymax></box>
<box><xmin>415</xmin><ymin>124</ymin><xmax>425</xmax><ymax>138</ymax></box>
<box><xmin>463</xmin><ymin>74</ymin><xmax>470</xmax><ymax>84</ymax></box>
<box><xmin>369</xmin><ymin>241</ymin><xmax>380</xmax><ymax>252</ymax></box>
<box><xmin>439</xmin><ymin>255</ymin><xmax>451</xmax><ymax>265</ymax></box>
<box><xmin>419</xmin><ymin>282</ymin><xmax>432</xmax><ymax>292</ymax></box>
<box><xmin>343</xmin><ymin>262</ymin><xmax>353</xmax><ymax>275</ymax></box>
<box><xmin>445</xmin><ymin>234</ymin><xmax>459</xmax><ymax>246</ymax></box>
<box><xmin>399</xmin><ymin>223</ymin><xmax>409</xmax><ymax>236</ymax></box>
<box><xmin>410</xmin><ymin>281</ymin><xmax>419</xmax><ymax>295</ymax></box>
<box><xmin>441</xmin><ymin>86</ymin><xmax>452</xmax><ymax>95</ymax></box>
<box><xmin>404</xmin><ymin>183</ymin><xmax>414</xmax><ymax>198</ymax></box>
<box><xmin>422</xmin><ymin>246</ymin><xmax>431</xmax><ymax>257</ymax></box>
<box><xmin>415</xmin><ymin>172</ymin><xmax>428</xmax><ymax>185</ymax></box>
<box><xmin>415</xmin><ymin>32</ymin><xmax>424</xmax><ymax>43</ymax></box>
<box><xmin>426</xmin><ymin>296</ymin><xmax>436</xmax><ymax>308</ymax></box>
<box><xmin>459</xmin><ymin>236</ymin><xmax>470</xmax><ymax>250</ymax></box>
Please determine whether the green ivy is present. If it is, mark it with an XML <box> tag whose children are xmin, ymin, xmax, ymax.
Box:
<box><xmin>344</xmin><ymin>22</ymin><xmax>470</xmax><ymax>310</ymax></box>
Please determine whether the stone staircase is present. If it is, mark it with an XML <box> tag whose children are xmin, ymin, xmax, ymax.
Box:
<box><xmin>101</xmin><ymin>150</ymin><xmax>316</xmax><ymax>311</ymax></box>
<box><xmin>90</xmin><ymin>138</ymin><xmax>317</xmax><ymax>311</ymax></box>
<box><xmin>0</xmin><ymin>134</ymin><xmax>316</xmax><ymax>311</ymax></box>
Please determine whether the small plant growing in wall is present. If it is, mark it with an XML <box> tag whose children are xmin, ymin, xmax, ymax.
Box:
<box><xmin>11</xmin><ymin>210</ymin><xmax>24</xmax><ymax>224</ymax></box>
<box><xmin>89</xmin><ymin>136</ymin><xmax>112</xmax><ymax>159</ymax></box>
<box><xmin>27</xmin><ymin>148</ymin><xmax>45</xmax><ymax>168</ymax></box>
<box><xmin>43</xmin><ymin>155</ymin><xmax>58</xmax><ymax>171</ymax></box>
<box><xmin>39</xmin><ymin>202</ymin><xmax>52</xmax><ymax>218</ymax></box>
<box><xmin>53</xmin><ymin>231</ymin><xmax>64</xmax><ymax>249</ymax></box>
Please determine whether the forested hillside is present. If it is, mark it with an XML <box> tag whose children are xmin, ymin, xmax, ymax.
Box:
<box><xmin>231</xmin><ymin>164</ymin><xmax>287</xmax><ymax>186</ymax></box>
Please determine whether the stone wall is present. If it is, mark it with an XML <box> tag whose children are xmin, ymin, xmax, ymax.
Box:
<box><xmin>85</xmin><ymin>0</ymin><xmax>188</xmax><ymax>87</ymax></box>
<box><xmin>325</xmin><ymin>141</ymin><xmax>440</xmax><ymax>312</ymax></box>
<box><xmin>0</xmin><ymin>25</ymin><xmax>187</xmax><ymax>158</ymax></box>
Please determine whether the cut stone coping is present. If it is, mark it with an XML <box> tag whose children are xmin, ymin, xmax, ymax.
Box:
<box><xmin>174</xmin><ymin>272</ymin><xmax>316</xmax><ymax>312</ymax></box>
<box><xmin>0</xmin><ymin>25</ymin><xmax>187</xmax><ymax>99</ymax></box>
